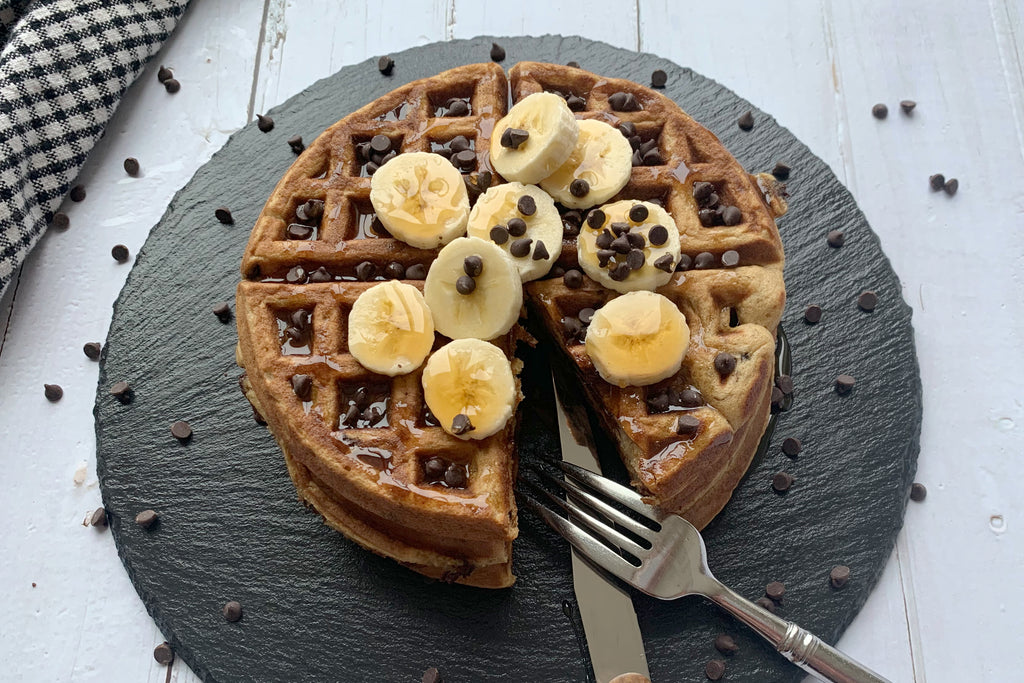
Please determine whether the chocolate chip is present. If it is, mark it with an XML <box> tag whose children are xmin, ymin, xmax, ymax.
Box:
<box><xmin>342</xmin><ymin>404</ymin><xmax>360</xmax><ymax>426</ymax></box>
<box><xmin>286</xmin><ymin>223</ymin><xmax>314</xmax><ymax>240</ymax></box>
<box><xmin>714</xmin><ymin>634</ymin><xmax>738</xmax><ymax>655</ymax></box>
<box><xmin>771</xmin><ymin>386</ymin><xmax>785</xmax><ymax>411</ymax></box>
<box><xmin>566</xmin><ymin>61</ymin><xmax>580</xmax><ymax>68</ymax></box>
<box><xmin>368</xmin><ymin>135</ymin><xmax>390</xmax><ymax>154</ymax></box>
<box><xmin>378</xmin><ymin>55</ymin><xmax>394</xmax><ymax>75</ymax></box>
<box><xmin>698</xmin><ymin>209</ymin><xmax>717</xmax><ymax>227</ymax></box>
<box><xmin>256</xmin><ymin>114</ymin><xmax>274</xmax><ymax>132</ymax></box>
<box><xmin>835</xmin><ymin>374</ymin><xmax>856</xmax><ymax>394</ymax></box>
<box><xmin>694</xmin><ymin>252</ymin><xmax>715</xmax><ymax>269</ymax></box>
<box><xmin>944</xmin><ymin>178</ymin><xmax>958</xmax><ymax>196</ymax></box>
<box><xmin>772</xmin><ymin>472</ymin><xmax>794</xmax><ymax>493</ymax></box>
<box><xmin>490</xmin><ymin>42</ymin><xmax>506</xmax><ymax>62</ymax></box>
<box><xmin>69</xmin><ymin>184</ymin><xmax>86</xmax><ymax>202</ymax></box>
<box><xmin>647</xmin><ymin>391</ymin><xmax>669</xmax><ymax>413</ymax></box>
<box><xmin>626</xmin><ymin>249</ymin><xmax>645</xmax><ymax>270</ymax></box>
<box><xmin>44</xmin><ymin>384</ymin><xmax>63</xmax><ymax>402</ymax></box>
<box><xmin>677</xmin><ymin>389</ymin><xmax>701</xmax><ymax>408</ymax></box>
<box><xmin>714</xmin><ymin>352</ymin><xmax>737</xmax><ymax>377</ymax></box>
<box><xmin>647</xmin><ymin>224</ymin><xmax>669</xmax><ymax>246</ymax></box>
<box><xmin>509</xmin><ymin>238</ymin><xmax>533</xmax><ymax>258</ymax></box>
<box><xmin>830</xmin><ymin>564</ymin><xmax>851</xmax><ymax>588</ymax></box>
<box><xmin>447</xmin><ymin>99</ymin><xmax>470</xmax><ymax>117</ymax></box>
<box><xmin>721</xmin><ymin>206</ymin><xmax>742</xmax><ymax>226</ymax></box>
<box><xmin>507</xmin><ymin>217</ymin><xmax>527</xmax><ymax>237</ymax></box>
<box><xmin>618</xmin><ymin>121</ymin><xmax>637</xmax><ymax>139</ymax></box>
<box><xmin>562</xmin><ymin>269</ymin><xmax>583</xmax><ymax>289</ymax></box>
<box><xmin>424</xmin><ymin>457</ymin><xmax>446</xmax><ymax>481</ymax></box>
<box><xmin>586</xmin><ymin>209</ymin><xmax>606</xmax><ymax>229</ymax></box>
<box><xmin>721</xmin><ymin>250</ymin><xmax>740</xmax><ymax>267</ymax></box>
<box><xmin>134</xmin><ymin>509</ymin><xmax>158</xmax><ymax>530</ymax></box>
<box><xmin>569</xmin><ymin>178</ymin><xmax>590</xmax><ymax>198</ymax></box>
<box><xmin>309</xmin><ymin>266</ymin><xmax>332</xmax><ymax>283</ymax></box>
<box><xmin>51</xmin><ymin>212</ymin><xmax>70</xmax><ymax>230</ymax></box>
<box><xmin>287</xmin><ymin>134</ymin><xmax>305</xmax><ymax>154</ymax></box>
<box><xmin>112</xmin><ymin>244</ymin><xmax>130</xmax><ymax>263</ymax></box>
<box><xmin>929</xmin><ymin>173</ymin><xmax>945</xmax><ymax>191</ymax></box>
<box><xmin>517</xmin><ymin>195</ymin><xmax>537</xmax><ymax>216</ymax></box>
<box><xmin>737</xmin><ymin>111</ymin><xmax>754</xmax><ymax>130</ymax></box>
<box><xmin>610</xmin><ymin>234</ymin><xmax>631</xmax><ymax>254</ymax></box>
<box><xmin>489</xmin><ymin>225</ymin><xmax>510</xmax><ymax>244</ymax></box>
<box><xmin>153</xmin><ymin>642</ymin><xmax>174</xmax><ymax>665</ymax></box>
<box><xmin>157</xmin><ymin>65</ymin><xmax>173</xmax><ymax>83</ymax></box>
<box><xmin>291</xmin><ymin>374</ymin><xmax>313</xmax><ymax>401</ymax></box>
<box><xmin>910</xmin><ymin>482</ymin><xmax>927</xmax><ymax>502</ymax></box>
<box><xmin>222</xmin><ymin>600</ymin><xmax>243</xmax><ymax>622</ymax></box>
<box><xmin>563</xmin><ymin>316</ymin><xmax>584</xmax><ymax>339</ymax></box>
<box><xmin>123</xmin><ymin>157</ymin><xmax>140</xmax><ymax>176</ymax></box>
<box><xmin>500</xmin><ymin>127</ymin><xmax>530</xmax><ymax>150</ymax></box>
<box><xmin>213</xmin><ymin>207</ymin><xmax>233</xmax><ymax>225</ymax></box>
<box><xmin>756</xmin><ymin>596</ymin><xmax>776</xmax><ymax>612</ymax></box>
<box><xmin>451</xmin><ymin>414</ymin><xmax>475</xmax><ymax>436</ymax></box>
<box><xmin>872</xmin><ymin>103</ymin><xmax>888</xmax><ymax>119</ymax></box>
<box><xmin>642</xmin><ymin>149</ymin><xmax>664</xmax><ymax>166</ymax></box>
<box><xmin>83</xmin><ymin>342</ymin><xmax>102</xmax><ymax>360</ymax></box>
<box><xmin>676</xmin><ymin>415</ymin><xmax>700</xmax><ymax>435</ymax></box>
<box><xmin>594</xmin><ymin>230</ymin><xmax>613</xmax><ymax>250</ymax></box>
<box><xmin>532</xmin><ymin>241</ymin><xmax>550</xmax><ymax>261</ymax></box>
<box><xmin>461</xmin><ymin>255</ymin><xmax>483</xmax><ymax>278</ymax></box>
<box><xmin>827</xmin><ymin>230</ymin><xmax>845</xmax><ymax>248</ymax></box>
<box><xmin>578</xmin><ymin>308</ymin><xmax>596</xmax><ymax>324</ymax></box>
<box><xmin>171</xmin><ymin>420</ymin><xmax>192</xmax><ymax>441</ymax></box>
<box><xmin>692</xmin><ymin>181</ymin><xmax>714</xmax><ymax>202</ymax></box>
<box><xmin>164</xmin><ymin>78</ymin><xmax>180</xmax><ymax>94</ymax></box>
<box><xmin>353</xmin><ymin>261</ymin><xmax>376</xmax><ymax>282</ymax></box>
<box><xmin>608</xmin><ymin>91</ymin><xmax>641</xmax><ymax>112</ymax></box>
<box><xmin>776</xmin><ymin>374</ymin><xmax>794</xmax><ymax>395</ymax></box>
<box><xmin>650</xmin><ymin>69</ymin><xmax>668</xmax><ymax>88</ymax></box>
<box><xmin>455</xmin><ymin>275</ymin><xmax>476</xmax><ymax>295</ymax></box>
<box><xmin>453</xmin><ymin>149</ymin><xmax>476</xmax><ymax>171</ymax></box>
<box><xmin>475</xmin><ymin>170</ymin><xmax>492</xmax><ymax>190</ymax></box>
<box><xmin>900</xmin><ymin>100</ymin><xmax>916</xmax><ymax>114</ymax></box>
<box><xmin>628</xmin><ymin>204</ymin><xmax>649</xmax><ymax>223</ymax></box>
<box><xmin>772</xmin><ymin>162</ymin><xmax>791</xmax><ymax>180</ymax></box>
<box><xmin>285</xmin><ymin>265</ymin><xmax>307</xmax><ymax>284</ymax></box>
<box><xmin>596</xmin><ymin>249</ymin><xmax>615</xmax><ymax>268</ymax></box>
<box><xmin>110</xmin><ymin>381</ymin><xmax>132</xmax><ymax>403</ymax></box>
<box><xmin>858</xmin><ymin>290</ymin><xmax>878</xmax><ymax>311</ymax></box>
<box><xmin>212</xmin><ymin>302</ymin><xmax>232</xmax><ymax>323</ymax></box>
<box><xmin>406</xmin><ymin>264</ymin><xmax>427</xmax><ymax>280</ymax></box>
<box><xmin>626</xmin><ymin>232</ymin><xmax>645</xmax><ymax>250</ymax></box>
<box><xmin>804</xmin><ymin>304</ymin><xmax>822</xmax><ymax>324</ymax></box>
<box><xmin>705</xmin><ymin>659</ymin><xmax>726</xmax><ymax>681</ymax></box>
<box><xmin>90</xmin><ymin>507</ymin><xmax>107</xmax><ymax>527</ymax></box>
<box><xmin>566</xmin><ymin>95</ymin><xmax>586</xmax><ymax>112</ymax></box>
<box><xmin>766</xmin><ymin>581</ymin><xmax>786</xmax><ymax>600</ymax></box>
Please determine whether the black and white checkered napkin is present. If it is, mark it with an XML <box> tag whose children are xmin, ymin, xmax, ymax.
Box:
<box><xmin>0</xmin><ymin>0</ymin><xmax>190</xmax><ymax>297</ymax></box>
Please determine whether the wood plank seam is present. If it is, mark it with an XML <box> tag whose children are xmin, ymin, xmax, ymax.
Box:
<box><xmin>246</xmin><ymin>0</ymin><xmax>275</xmax><ymax>123</ymax></box>
<box><xmin>0</xmin><ymin>265</ymin><xmax>22</xmax><ymax>359</ymax></box>
<box><xmin>895</xmin><ymin>532</ymin><xmax>925</xmax><ymax>682</ymax></box>
<box><xmin>988</xmin><ymin>0</ymin><xmax>1024</xmax><ymax>157</ymax></box>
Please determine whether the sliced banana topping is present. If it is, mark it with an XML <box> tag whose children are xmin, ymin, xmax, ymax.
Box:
<box><xmin>348</xmin><ymin>281</ymin><xmax>435</xmax><ymax>376</ymax></box>
<box><xmin>540</xmin><ymin>119</ymin><xmax>633</xmax><ymax>210</ymax></box>
<box><xmin>369</xmin><ymin>151</ymin><xmax>469</xmax><ymax>249</ymax></box>
<box><xmin>490</xmin><ymin>92</ymin><xmax>580</xmax><ymax>184</ymax></box>
<box><xmin>578</xmin><ymin>200</ymin><xmax>681</xmax><ymax>294</ymax></box>
<box><xmin>421</xmin><ymin>338</ymin><xmax>517</xmax><ymax>440</ymax></box>
<box><xmin>424</xmin><ymin>236</ymin><xmax>523</xmax><ymax>340</ymax></box>
<box><xmin>466</xmin><ymin>182</ymin><xmax>562</xmax><ymax>282</ymax></box>
<box><xmin>585</xmin><ymin>291</ymin><xmax>689</xmax><ymax>387</ymax></box>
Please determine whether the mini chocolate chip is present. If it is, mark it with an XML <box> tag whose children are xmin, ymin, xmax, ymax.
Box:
<box><xmin>291</xmin><ymin>374</ymin><xmax>313</xmax><ymax>401</ymax></box>
<box><xmin>872</xmin><ymin>103</ymin><xmax>888</xmax><ymax>119</ymax></box>
<box><xmin>910</xmin><ymin>482</ymin><xmax>927</xmax><ymax>502</ymax></box>
<box><xmin>463</xmin><ymin>255</ymin><xmax>483</xmax><ymax>277</ymax></box>
<box><xmin>112</xmin><ymin>244</ymin><xmax>130</xmax><ymax>263</ymax></box>
<box><xmin>804</xmin><ymin>304</ymin><xmax>822</xmax><ymax>324</ymax></box>
<box><xmin>382</xmin><ymin>262</ymin><xmax>404</xmax><ymax>280</ymax></box>
<box><xmin>51</xmin><ymin>212</ymin><xmax>70</xmax><ymax>230</ymax></box>
<box><xmin>354</xmin><ymin>388</ymin><xmax>369</xmax><ymax>409</ymax></box>
<box><xmin>69</xmin><ymin>184</ymin><xmax>86</xmax><ymax>202</ymax></box>
<box><xmin>776</xmin><ymin>374</ymin><xmax>794</xmax><ymax>395</ymax></box>
<box><xmin>447</xmin><ymin>100</ymin><xmax>470</xmax><ymax>117</ymax></box>
<box><xmin>830</xmin><ymin>565</ymin><xmax>851</xmax><ymax>588</ymax></box>
<box><xmin>123</xmin><ymin>157</ymin><xmax>140</xmax><ymax>176</ymax></box>
<box><xmin>171</xmin><ymin>420</ymin><xmax>192</xmax><ymax>441</ymax></box>
<box><xmin>500</xmin><ymin>128</ymin><xmax>530</xmax><ymax>150</ymax></box>
<box><xmin>489</xmin><ymin>225</ymin><xmax>510</xmax><ymax>244</ymax></box>
<box><xmin>566</xmin><ymin>95</ymin><xmax>586</xmax><ymax>111</ymax></box>
<box><xmin>900</xmin><ymin>100</ymin><xmax>916</xmax><ymax>114</ymax></box>
<box><xmin>610</xmin><ymin>234</ymin><xmax>631</xmax><ymax>254</ymax></box>
<box><xmin>422</xmin><ymin>667</ymin><xmax>443</xmax><ymax>683</ymax></box>
<box><xmin>517</xmin><ymin>195</ymin><xmax>537</xmax><ymax>216</ymax></box>
<box><xmin>643</xmin><ymin>149</ymin><xmax>664</xmax><ymax>166</ymax></box>
<box><xmin>608</xmin><ymin>91</ymin><xmax>641</xmax><ymax>112</ymax></box>
<box><xmin>771</xmin><ymin>386</ymin><xmax>785</xmax><ymax>411</ymax></box>
<box><xmin>714</xmin><ymin>634</ymin><xmax>739</xmax><ymax>655</ymax></box>
<box><xmin>647</xmin><ymin>391</ymin><xmax>669</xmax><ymax>413</ymax></box>
<box><xmin>256</xmin><ymin>114</ymin><xmax>274</xmax><ymax>132</ymax></box>
<box><xmin>651</xmin><ymin>69</ymin><xmax>668</xmax><ymax>88</ymax></box>
<box><xmin>90</xmin><ymin>507</ymin><xmax>107</xmax><ymax>527</ymax></box>
<box><xmin>694</xmin><ymin>252</ymin><xmax>715</xmax><ymax>269</ymax></box>
<box><xmin>766</xmin><ymin>581</ymin><xmax>786</xmax><ymax>600</ymax></box>
<box><xmin>44</xmin><ymin>384</ymin><xmax>63</xmax><ymax>402</ymax></box>
<box><xmin>164</xmin><ymin>78</ymin><xmax>180</xmax><ymax>94</ymax></box>
<box><xmin>721</xmin><ymin>206</ymin><xmax>742</xmax><ymax>226</ymax></box>
<box><xmin>596</xmin><ymin>249</ymin><xmax>615</xmax><ymax>267</ymax></box>
<box><xmin>563</xmin><ymin>269</ymin><xmax>583</xmax><ymax>289</ymax></box>
<box><xmin>453</xmin><ymin>149</ymin><xmax>476</xmax><ymax>171</ymax></box>
<box><xmin>567</xmin><ymin>60</ymin><xmax>580</xmax><ymax>68</ymax></box>
<box><xmin>737</xmin><ymin>111</ymin><xmax>754</xmax><ymax>130</ymax></box>
<box><xmin>286</xmin><ymin>223</ymin><xmax>314</xmax><ymax>240</ymax></box>
<box><xmin>285</xmin><ymin>265</ymin><xmax>307</xmax><ymax>284</ymax></box>
<box><xmin>476</xmin><ymin>170</ymin><xmax>492</xmax><ymax>189</ymax></box>
<box><xmin>586</xmin><ymin>209</ymin><xmax>606</xmax><ymax>229</ymax></box>
<box><xmin>698</xmin><ymin>209</ymin><xmax>717</xmax><ymax>227</ymax></box>
<box><xmin>692</xmin><ymin>181</ymin><xmax>714</xmax><ymax>202</ymax></box>
<box><xmin>406</xmin><ymin>264</ymin><xmax>427</xmax><ymax>280</ymax></box>
<box><xmin>507</xmin><ymin>217</ymin><xmax>527</xmax><ymax>236</ymax></box>
<box><xmin>156</xmin><ymin>66</ymin><xmax>173</xmax><ymax>83</ymax></box>
<box><xmin>772</xmin><ymin>472</ymin><xmax>794</xmax><ymax>492</ymax></box>
<box><xmin>569</xmin><ymin>178</ymin><xmax>590</xmax><ymax>197</ymax></box>
<box><xmin>647</xmin><ymin>224</ymin><xmax>668</xmax><ymax>246</ymax></box>
<box><xmin>446</xmin><ymin>135</ymin><xmax>470</xmax><ymax>153</ymax></box>
<box><xmin>287</xmin><ymin>134</ymin><xmax>305</xmax><ymax>154</ymax></box>
<box><xmin>444</xmin><ymin>463</ymin><xmax>468</xmax><ymax>488</ymax></box>
<box><xmin>563</xmin><ymin>316</ymin><xmax>584</xmax><ymax>338</ymax></box>
<box><xmin>755</xmin><ymin>596</ymin><xmax>776</xmax><ymax>612</ymax></box>
<box><xmin>929</xmin><ymin>173</ymin><xmax>946</xmax><ymax>191</ymax></box>
<box><xmin>214</xmin><ymin>207</ymin><xmax>234</xmax><ymax>224</ymax></box>
<box><xmin>532</xmin><ymin>241</ymin><xmax>550</xmax><ymax>261</ymax></box>
<box><xmin>83</xmin><ymin>342</ymin><xmax>101</xmax><ymax>360</ymax></box>
<box><xmin>594</xmin><ymin>230</ymin><xmax>613</xmax><ymax>250</ymax></box>
<box><xmin>626</xmin><ymin>249</ymin><xmax>645</xmax><ymax>270</ymax></box>
<box><xmin>490</xmin><ymin>42</ymin><xmax>506</xmax><ymax>62</ymax></box>
<box><xmin>835</xmin><ymin>374</ymin><xmax>856</xmax><ymax>394</ymax></box>
<box><xmin>714</xmin><ymin>352</ymin><xmax>737</xmax><ymax>376</ymax></box>
<box><xmin>611</xmin><ymin>222</ymin><xmax>631</xmax><ymax>236</ymax></box>
<box><xmin>676</xmin><ymin>415</ymin><xmax>700</xmax><ymax>435</ymax></box>
<box><xmin>679</xmin><ymin>389</ymin><xmax>703</xmax><ymax>407</ymax></box>
<box><xmin>705</xmin><ymin>659</ymin><xmax>726</xmax><ymax>681</ymax></box>
<box><xmin>135</xmin><ymin>509</ymin><xmax>158</xmax><ymax>530</ymax></box>
<box><xmin>858</xmin><ymin>290</ymin><xmax>878</xmax><ymax>311</ymax></box>
<box><xmin>944</xmin><ymin>178</ymin><xmax>958</xmax><ymax>195</ymax></box>
<box><xmin>223</xmin><ymin>600</ymin><xmax>243</xmax><ymax>622</ymax></box>
<box><xmin>609</xmin><ymin>262</ymin><xmax>632</xmax><ymax>282</ymax></box>
<box><xmin>309</xmin><ymin>266</ymin><xmax>332</xmax><ymax>283</ymax></box>
<box><xmin>370</xmin><ymin>134</ymin><xmax>391</xmax><ymax>154</ymax></box>
<box><xmin>626</xmin><ymin>232</ymin><xmax>646</xmax><ymax>250</ymax></box>
<box><xmin>110</xmin><ymin>381</ymin><xmax>132</xmax><ymax>402</ymax></box>
<box><xmin>509</xmin><ymin>238</ymin><xmax>533</xmax><ymax>258</ymax></box>
<box><xmin>378</xmin><ymin>55</ymin><xmax>394</xmax><ymax>75</ymax></box>
<box><xmin>153</xmin><ymin>642</ymin><xmax>174</xmax><ymax>665</ymax></box>
<box><xmin>424</xmin><ymin>457</ymin><xmax>446</xmax><ymax>481</ymax></box>
<box><xmin>628</xmin><ymin>204</ymin><xmax>649</xmax><ymax>223</ymax></box>
<box><xmin>578</xmin><ymin>308</ymin><xmax>596</xmax><ymax>324</ymax></box>
<box><xmin>451</xmin><ymin>414</ymin><xmax>475</xmax><ymax>436</ymax></box>
<box><xmin>772</xmin><ymin>162</ymin><xmax>791</xmax><ymax>180</ymax></box>
<box><xmin>827</xmin><ymin>230</ymin><xmax>845</xmax><ymax>248</ymax></box>
<box><xmin>455</xmin><ymin>275</ymin><xmax>476</xmax><ymax>295</ymax></box>
<box><xmin>356</xmin><ymin>261</ymin><xmax>376</xmax><ymax>284</ymax></box>
<box><xmin>213</xmin><ymin>302</ymin><xmax>232</xmax><ymax>322</ymax></box>
<box><xmin>721</xmin><ymin>250</ymin><xmax>740</xmax><ymax>267</ymax></box>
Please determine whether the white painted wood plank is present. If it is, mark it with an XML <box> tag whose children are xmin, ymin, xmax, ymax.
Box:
<box><xmin>0</xmin><ymin>2</ymin><xmax>264</xmax><ymax>682</ymax></box>
<box><xmin>452</xmin><ymin>0</ymin><xmax>638</xmax><ymax>51</ymax></box>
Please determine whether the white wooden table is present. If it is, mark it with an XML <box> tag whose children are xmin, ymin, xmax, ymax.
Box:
<box><xmin>2</xmin><ymin>2</ymin><xmax>1022</xmax><ymax>681</ymax></box>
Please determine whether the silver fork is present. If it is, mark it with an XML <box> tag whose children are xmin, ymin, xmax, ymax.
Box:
<box><xmin>519</xmin><ymin>462</ymin><xmax>892</xmax><ymax>683</ymax></box>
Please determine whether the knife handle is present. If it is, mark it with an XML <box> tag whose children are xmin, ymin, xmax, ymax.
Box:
<box><xmin>609</xmin><ymin>675</ymin><xmax>652</xmax><ymax>683</ymax></box>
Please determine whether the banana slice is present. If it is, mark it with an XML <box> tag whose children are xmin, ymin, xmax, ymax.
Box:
<box><xmin>421</xmin><ymin>338</ymin><xmax>517</xmax><ymax>440</ymax></box>
<box><xmin>578</xmin><ymin>200</ymin><xmax>681</xmax><ymax>294</ymax></box>
<box><xmin>466</xmin><ymin>182</ymin><xmax>563</xmax><ymax>282</ymax></box>
<box><xmin>369</xmin><ymin>152</ymin><xmax>469</xmax><ymax>249</ymax></box>
<box><xmin>540</xmin><ymin>119</ymin><xmax>633</xmax><ymax>210</ymax></box>
<box><xmin>490</xmin><ymin>92</ymin><xmax>580</xmax><ymax>184</ymax></box>
<box><xmin>347</xmin><ymin>281</ymin><xmax>435</xmax><ymax>376</ymax></box>
<box><xmin>423</xmin><ymin>236</ymin><xmax>523</xmax><ymax>340</ymax></box>
<box><xmin>585</xmin><ymin>291</ymin><xmax>689</xmax><ymax>387</ymax></box>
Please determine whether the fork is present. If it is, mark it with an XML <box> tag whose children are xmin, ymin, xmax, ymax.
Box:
<box><xmin>519</xmin><ymin>462</ymin><xmax>892</xmax><ymax>683</ymax></box>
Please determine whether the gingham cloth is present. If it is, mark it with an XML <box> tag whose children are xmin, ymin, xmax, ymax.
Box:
<box><xmin>0</xmin><ymin>0</ymin><xmax>189</xmax><ymax>297</ymax></box>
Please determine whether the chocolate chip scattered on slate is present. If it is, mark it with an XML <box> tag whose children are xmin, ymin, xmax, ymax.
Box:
<box><xmin>135</xmin><ymin>509</ymin><xmax>158</xmax><ymax>529</ymax></box>
<box><xmin>900</xmin><ymin>100</ymin><xmax>916</xmax><ymax>114</ymax></box>
<box><xmin>650</xmin><ymin>69</ymin><xmax>668</xmax><ymax>88</ymax></box>
<box><xmin>83</xmin><ymin>342</ymin><xmax>101</xmax><ymax>360</ymax></box>
<box><xmin>827</xmin><ymin>230</ymin><xmax>845</xmax><ymax>248</ymax></box>
<box><xmin>721</xmin><ymin>250</ymin><xmax>740</xmax><ymax>267</ymax></box>
<box><xmin>772</xmin><ymin>472</ymin><xmax>794</xmax><ymax>493</ymax></box>
<box><xmin>489</xmin><ymin>225</ymin><xmax>510</xmax><ymax>244</ymax></box>
<box><xmin>406</xmin><ymin>264</ymin><xmax>427</xmax><ymax>280</ymax></box>
<box><xmin>835</xmin><ymin>374</ymin><xmax>856</xmax><ymax>394</ymax></box>
<box><xmin>737</xmin><ymin>110</ymin><xmax>754</xmax><ymax>130</ymax></box>
<box><xmin>929</xmin><ymin>173</ymin><xmax>945</xmax><ymax>191</ymax></box>
<box><xmin>772</xmin><ymin>161</ymin><xmax>791</xmax><ymax>180</ymax></box>
<box><xmin>222</xmin><ymin>600</ymin><xmax>243</xmax><ymax>622</ymax></box>
<box><xmin>804</xmin><ymin>304</ymin><xmax>823</xmax><ymax>324</ymax></box>
<box><xmin>871</xmin><ymin>103</ymin><xmax>888</xmax><ymax>119</ymax></box>
<box><xmin>455</xmin><ymin>275</ymin><xmax>476</xmax><ymax>295</ymax></box>
<box><xmin>563</xmin><ymin>269</ymin><xmax>583</xmax><ymax>289</ymax></box>
<box><xmin>756</xmin><ymin>596</ymin><xmax>776</xmax><ymax>612</ymax></box>
<box><xmin>157</xmin><ymin>66</ymin><xmax>173</xmax><ymax>83</ymax></box>
<box><xmin>578</xmin><ymin>308</ymin><xmax>595</xmax><ymax>324</ymax></box>
<box><xmin>123</xmin><ymin>157</ymin><xmax>140</xmax><ymax>176</ymax></box>
<box><xmin>944</xmin><ymin>178</ymin><xmax>958</xmax><ymax>196</ymax></box>
<box><xmin>567</xmin><ymin>60</ymin><xmax>580</xmax><ymax>68</ymax></box>
<box><xmin>771</xmin><ymin>386</ymin><xmax>785</xmax><ymax>411</ymax></box>
<box><xmin>291</xmin><ymin>374</ymin><xmax>313</xmax><ymax>401</ymax></box>
<box><xmin>170</xmin><ymin>420</ymin><xmax>193</xmax><ymax>441</ymax></box>
<box><xmin>721</xmin><ymin>206</ymin><xmax>742</xmax><ymax>226</ymax></box>
<box><xmin>517</xmin><ymin>194</ymin><xmax>537</xmax><ymax>216</ymax></box>
<box><xmin>509</xmin><ymin>238</ymin><xmax>532</xmax><ymax>258</ymax></box>
<box><xmin>910</xmin><ymin>482</ymin><xmax>927</xmax><ymax>502</ymax></box>
<box><xmin>830</xmin><ymin>565</ymin><xmax>851</xmax><ymax>588</ymax></box>
<box><xmin>51</xmin><ymin>212</ymin><xmax>70</xmax><ymax>230</ymax></box>
<box><xmin>608</xmin><ymin>91</ymin><xmax>641</xmax><ymax>112</ymax></box>
<box><xmin>164</xmin><ymin>78</ymin><xmax>180</xmax><ymax>94</ymax></box>
<box><xmin>705</xmin><ymin>659</ymin><xmax>726</xmax><ymax>681</ymax></box>
<box><xmin>766</xmin><ymin>581</ymin><xmax>786</xmax><ymax>600</ymax></box>
<box><xmin>110</xmin><ymin>381</ymin><xmax>132</xmax><ymax>402</ymax></box>
<box><xmin>569</xmin><ymin>178</ymin><xmax>590</xmax><ymax>197</ymax></box>
<box><xmin>377</xmin><ymin>55</ymin><xmax>394</xmax><ymax>75</ymax></box>
<box><xmin>70</xmin><ymin>184</ymin><xmax>86</xmax><ymax>202</ymax></box>
<box><xmin>490</xmin><ymin>42</ymin><xmax>506</xmax><ymax>62</ymax></box>
<box><xmin>714</xmin><ymin>634</ymin><xmax>739</xmax><ymax>656</ymax></box>
<box><xmin>44</xmin><ymin>384</ymin><xmax>63</xmax><ymax>402</ymax></box>
<box><xmin>694</xmin><ymin>252</ymin><xmax>715</xmax><ymax>269</ymax></box>
<box><xmin>714</xmin><ymin>352</ymin><xmax>737</xmax><ymax>376</ymax></box>
<box><xmin>90</xmin><ymin>507</ymin><xmax>107</xmax><ymax>527</ymax></box>
<box><xmin>214</xmin><ymin>207</ymin><xmax>234</xmax><ymax>224</ymax></box>
<box><xmin>355</xmin><ymin>261</ymin><xmax>376</xmax><ymax>281</ymax></box>
<box><xmin>628</xmin><ymin>204</ymin><xmax>649</xmax><ymax>222</ymax></box>
<box><xmin>421</xmin><ymin>666</ymin><xmax>443</xmax><ymax>683</ymax></box>
<box><xmin>451</xmin><ymin>414</ymin><xmax>474</xmax><ymax>436</ymax></box>
<box><xmin>532</xmin><ymin>241</ymin><xmax>550</xmax><ymax>261</ymax></box>
<box><xmin>153</xmin><ymin>642</ymin><xmax>174</xmax><ymax>665</ymax></box>
<box><xmin>858</xmin><ymin>290</ymin><xmax>878</xmax><ymax>311</ymax></box>
<box><xmin>676</xmin><ymin>415</ymin><xmax>700</xmax><ymax>436</ymax></box>
<box><xmin>256</xmin><ymin>113</ymin><xmax>274</xmax><ymax>132</ymax></box>
<box><xmin>287</xmin><ymin>134</ymin><xmax>305</xmax><ymax>154</ymax></box>
<box><xmin>776</xmin><ymin>374</ymin><xmax>794</xmax><ymax>395</ymax></box>
<box><xmin>500</xmin><ymin>127</ymin><xmax>529</xmax><ymax>150</ymax></box>
<box><xmin>112</xmin><ymin>244</ymin><xmax>130</xmax><ymax>263</ymax></box>
<box><xmin>213</xmin><ymin>302</ymin><xmax>232</xmax><ymax>323</ymax></box>
<box><xmin>781</xmin><ymin>437</ymin><xmax>802</xmax><ymax>457</ymax></box>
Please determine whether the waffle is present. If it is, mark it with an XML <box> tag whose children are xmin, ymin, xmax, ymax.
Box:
<box><xmin>516</xmin><ymin>62</ymin><xmax>787</xmax><ymax>528</ymax></box>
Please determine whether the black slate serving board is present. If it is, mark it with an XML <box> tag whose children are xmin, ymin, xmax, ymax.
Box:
<box><xmin>95</xmin><ymin>36</ymin><xmax>921</xmax><ymax>682</ymax></box>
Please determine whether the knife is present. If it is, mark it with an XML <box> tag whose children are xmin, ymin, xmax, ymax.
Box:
<box><xmin>551</xmin><ymin>374</ymin><xmax>651</xmax><ymax>683</ymax></box>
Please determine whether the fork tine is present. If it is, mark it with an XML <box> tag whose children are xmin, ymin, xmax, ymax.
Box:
<box><xmin>517</xmin><ymin>489</ymin><xmax>638</xmax><ymax>584</ymax></box>
<box><xmin>557</xmin><ymin>461</ymin><xmax>665</xmax><ymax>522</ymax></box>
<box><xmin>534</xmin><ymin>467</ymin><xmax>657</xmax><ymax>543</ymax></box>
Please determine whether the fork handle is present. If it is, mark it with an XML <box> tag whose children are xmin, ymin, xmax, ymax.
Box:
<box><xmin>707</xmin><ymin>584</ymin><xmax>891</xmax><ymax>683</ymax></box>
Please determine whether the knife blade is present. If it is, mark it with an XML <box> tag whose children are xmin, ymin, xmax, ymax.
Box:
<box><xmin>551</xmin><ymin>375</ymin><xmax>651</xmax><ymax>683</ymax></box>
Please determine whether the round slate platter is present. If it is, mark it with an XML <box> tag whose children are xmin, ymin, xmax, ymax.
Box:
<box><xmin>95</xmin><ymin>36</ymin><xmax>921</xmax><ymax>683</ymax></box>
